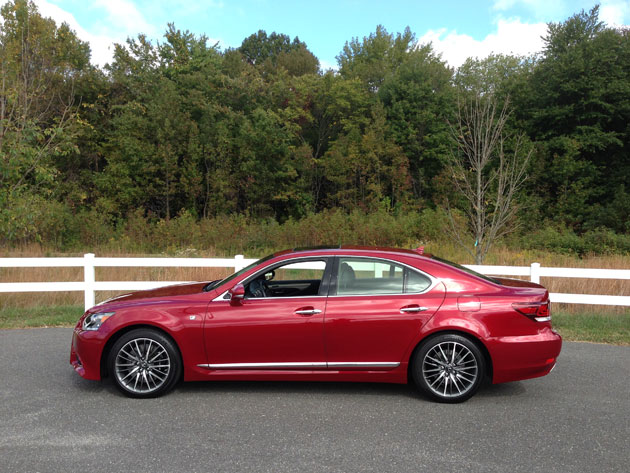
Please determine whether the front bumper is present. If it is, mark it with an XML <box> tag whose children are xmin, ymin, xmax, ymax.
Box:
<box><xmin>70</xmin><ymin>328</ymin><xmax>105</xmax><ymax>380</ymax></box>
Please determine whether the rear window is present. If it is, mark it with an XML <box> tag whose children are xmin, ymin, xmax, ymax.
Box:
<box><xmin>431</xmin><ymin>256</ymin><xmax>500</xmax><ymax>284</ymax></box>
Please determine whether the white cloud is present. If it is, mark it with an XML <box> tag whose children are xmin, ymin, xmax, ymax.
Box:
<box><xmin>91</xmin><ymin>0</ymin><xmax>157</xmax><ymax>38</ymax></box>
<box><xmin>319</xmin><ymin>59</ymin><xmax>338</xmax><ymax>72</ymax></box>
<box><xmin>599</xmin><ymin>0</ymin><xmax>630</xmax><ymax>26</ymax></box>
<box><xmin>419</xmin><ymin>18</ymin><xmax>548</xmax><ymax>68</ymax></box>
<box><xmin>32</xmin><ymin>1</ymin><xmax>229</xmax><ymax>67</ymax></box>
<box><xmin>34</xmin><ymin>0</ymin><xmax>119</xmax><ymax>66</ymax></box>
<box><xmin>494</xmin><ymin>0</ymin><xmax>630</xmax><ymax>26</ymax></box>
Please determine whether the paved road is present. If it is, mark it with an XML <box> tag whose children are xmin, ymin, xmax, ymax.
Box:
<box><xmin>0</xmin><ymin>328</ymin><xmax>628</xmax><ymax>473</ymax></box>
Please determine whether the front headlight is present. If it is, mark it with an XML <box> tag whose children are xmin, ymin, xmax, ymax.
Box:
<box><xmin>82</xmin><ymin>312</ymin><xmax>115</xmax><ymax>331</ymax></box>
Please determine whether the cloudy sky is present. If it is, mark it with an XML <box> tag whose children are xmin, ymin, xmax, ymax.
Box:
<box><xmin>32</xmin><ymin>0</ymin><xmax>630</xmax><ymax>69</ymax></box>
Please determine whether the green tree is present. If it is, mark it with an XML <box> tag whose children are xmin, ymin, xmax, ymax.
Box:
<box><xmin>239</xmin><ymin>30</ymin><xmax>318</xmax><ymax>76</ymax></box>
<box><xmin>524</xmin><ymin>6</ymin><xmax>630</xmax><ymax>230</ymax></box>
<box><xmin>337</xmin><ymin>25</ymin><xmax>416</xmax><ymax>92</ymax></box>
<box><xmin>0</xmin><ymin>0</ymin><xmax>90</xmax><ymax>244</ymax></box>
<box><xmin>378</xmin><ymin>45</ymin><xmax>455</xmax><ymax>202</ymax></box>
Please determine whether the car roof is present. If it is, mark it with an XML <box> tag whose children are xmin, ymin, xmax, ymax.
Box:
<box><xmin>274</xmin><ymin>245</ymin><xmax>429</xmax><ymax>258</ymax></box>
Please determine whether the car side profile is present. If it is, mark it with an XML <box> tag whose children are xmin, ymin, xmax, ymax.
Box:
<box><xmin>70</xmin><ymin>246</ymin><xmax>562</xmax><ymax>402</ymax></box>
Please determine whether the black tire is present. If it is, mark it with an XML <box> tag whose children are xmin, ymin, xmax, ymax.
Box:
<box><xmin>411</xmin><ymin>333</ymin><xmax>485</xmax><ymax>403</ymax></box>
<box><xmin>107</xmin><ymin>328</ymin><xmax>181</xmax><ymax>398</ymax></box>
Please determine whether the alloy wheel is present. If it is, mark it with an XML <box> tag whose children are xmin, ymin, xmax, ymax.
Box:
<box><xmin>114</xmin><ymin>337</ymin><xmax>171</xmax><ymax>394</ymax></box>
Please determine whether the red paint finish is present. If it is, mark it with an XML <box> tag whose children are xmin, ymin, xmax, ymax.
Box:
<box><xmin>70</xmin><ymin>247</ymin><xmax>562</xmax><ymax>395</ymax></box>
<box><xmin>204</xmin><ymin>297</ymin><xmax>327</xmax><ymax>366</ymax></box>
<box><xmin>323</xmin><ymin>285</ymin><xmax>446</xmax><ymax>365</ymax></box>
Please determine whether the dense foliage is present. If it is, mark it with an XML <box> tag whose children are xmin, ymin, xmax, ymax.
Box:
<box><xmin>1</xmin><ymin>1</ymin><xmax>629</xmax><ymax>256</ymax></box>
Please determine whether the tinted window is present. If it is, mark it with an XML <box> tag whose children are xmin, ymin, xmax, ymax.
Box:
<box><xmin>337</xmin><ymin>258</ymin><xmax>404</xmax><ymax>295</ymax></box>
<box><xmin>246</xmin><ymin>259</ymin><xmax>327</xmax><ymax>298</ymax></box>
<box><xmin>337</xmin><ymin>258</ymin><xmax>432</xmax><ymax>295</ymax></box>
<box><xmin>405</xmin><ymin>269</ymin><xmax>431</xmax><ymax>293</ymax></box>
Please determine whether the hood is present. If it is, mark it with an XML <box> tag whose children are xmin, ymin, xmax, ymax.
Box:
<box><xmin>98</xmin><ymin>281</ymin><xmax>209</xmax><ymax>306</ymax></box>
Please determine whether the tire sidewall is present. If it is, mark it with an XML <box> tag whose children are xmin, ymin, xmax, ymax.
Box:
<box><xmin>412</xmin><ymin>333</ymin><xmax>485</xmax><ymax>403</ymax></box>
<box><xmin>107</xmin><ymin>328</ymin><xmax>181</xmax><ymax>398</ymax></box>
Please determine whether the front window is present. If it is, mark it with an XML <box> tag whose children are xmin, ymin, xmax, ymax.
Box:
<box><xmin>207</xmin><ymin>253</ymin><xmax>276</xmax><ymax>292</ymax></box>
<box><xmin>245</xmin><ymin>259</ymin><xmax>328</xmax><ymax>298</ymax></box>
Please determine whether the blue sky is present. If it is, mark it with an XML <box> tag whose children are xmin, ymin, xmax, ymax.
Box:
<box><xmin>33</xmin><ymin>0</ymin><xmax>630</xmax><ymax>68</ymax></box>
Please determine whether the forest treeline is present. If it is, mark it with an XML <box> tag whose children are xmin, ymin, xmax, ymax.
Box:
<box><xmin>1</xmin><ymin>1</ymin><xmax>629</xmax><ymax>255</ymax></box>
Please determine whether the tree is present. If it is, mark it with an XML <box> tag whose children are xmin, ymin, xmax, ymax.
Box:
<box><xmin>0</xmin><ymin>0</ymin><xmax>90</xmax><ymax>243</ymax></box>
<box><xmin>239</xmin><ymin>30</ymin><xmax>318</xmax><ymax>76</ymax></box>
<box><xmin>337</xmin><ymin>25</ymin><xmax>416</xmax><ymax>92</ymax></box>
<box><xmin>378</xmin><ymin>44</ymin><xmax>455</xmax><ymax>201</ymax></box>
<box><xmin>523</xmin><ymin>6</ymin><xmax>630</xmax><ymax>230</ymax></box>
<box><xmin>445</xmin><ymin>94</ymin><xmax>532</xmax><ymax>264</ymax></box>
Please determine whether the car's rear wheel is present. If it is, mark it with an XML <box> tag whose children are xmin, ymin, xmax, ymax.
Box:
<box><xmin>108</xmin><ymin>328</ymin><xmax>181</xmax><ymax>398</ymax></box>
<box><xmin>412</xmin><ymin>334</ymin><xmax>485</xmax><ymax>403</ymax></box>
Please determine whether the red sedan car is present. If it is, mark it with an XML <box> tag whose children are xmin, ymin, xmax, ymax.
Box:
<box><xmin>70</xmin><ymin>246</ymin><xmax>561</xmax><ymax>402</ymax></box>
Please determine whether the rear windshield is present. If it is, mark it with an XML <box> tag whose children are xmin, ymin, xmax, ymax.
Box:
<box><xmin>431</xmin><ymin>256</ymin><xmax>501</xmax><ymax>285</ymax></box>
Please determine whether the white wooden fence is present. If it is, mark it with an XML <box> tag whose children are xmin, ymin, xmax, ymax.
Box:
<box><xmin>1</xmin><ymin>254</ymin><xmax>630</xmax><ymax>311</ymax></box>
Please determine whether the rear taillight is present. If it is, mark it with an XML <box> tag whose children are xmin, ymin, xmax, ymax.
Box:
<box><xmin>512</xmin><ymin>301</ymin><xmax>551</xmax><ymax>322</ymax></box>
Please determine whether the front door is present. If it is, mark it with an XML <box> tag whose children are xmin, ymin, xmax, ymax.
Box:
<box><xmin>203</xmin><ymin>258</ymin><xmax>330</xmax><ymax>369</ymax></box>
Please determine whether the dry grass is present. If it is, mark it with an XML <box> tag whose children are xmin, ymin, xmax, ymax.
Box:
<box><xmin>1</xmin><ymin>243</ymin><xmax>630</xmax><ymax>312</ymax></box>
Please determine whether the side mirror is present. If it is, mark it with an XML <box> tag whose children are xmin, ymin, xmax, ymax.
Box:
<box><xmin>229</xmin><ymin>283</ymin><xmax>245</xmax><ymax>305</ymax></box>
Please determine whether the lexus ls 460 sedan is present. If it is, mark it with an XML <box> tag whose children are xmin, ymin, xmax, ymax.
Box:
<box><xmin>70</xmin><ymin>246</ymin><xmax>562</xmax><ymax>403</ymax></box>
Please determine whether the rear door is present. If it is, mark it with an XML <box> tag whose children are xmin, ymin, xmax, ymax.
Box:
<box><xmin>323</xmin><ymin>256</ymin><xmax>445</xmax><ymax>369</ymax></box>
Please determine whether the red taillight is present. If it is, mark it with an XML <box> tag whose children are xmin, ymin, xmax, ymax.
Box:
<box><xmin>512</xmin><ymin>301</ymin><xmax>551</xmax><ymax>322</ymax></box>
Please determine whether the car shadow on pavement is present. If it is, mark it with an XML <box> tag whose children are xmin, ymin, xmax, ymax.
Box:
<box><xmin>175</xmin><ymin>380</ymin><xmax>422</xmax><ymax>399</ymax></box>
<box><xmin>476</xmin><ymin>381</ymin><xmax>526</xmax><ymax>398</ymax></box>
<box><xmin>67</xmin><ymin>370</ymin><xmax>527</xmax><ymax>401</ymax></box>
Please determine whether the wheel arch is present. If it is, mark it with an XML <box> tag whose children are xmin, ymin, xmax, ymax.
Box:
<box><xmin>100</xmin><ymin>323</ymin><xmax>183</xmax><ymax>379</ymax></box>
<box><xmin>407</xmin><ymin>329</ymin><xmax>493</xmax><ymax>383</ymax></box>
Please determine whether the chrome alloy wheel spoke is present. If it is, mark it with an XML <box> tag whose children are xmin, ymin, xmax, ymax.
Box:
<box><xmin>422</xmin><ymin>341</ymin><xmax>478</xmax><ymax>398</ymax></box>
<box><xmin>115</xmin><ymin>338</ymin><xmax>171</xmax><ymax>394</ymax></box>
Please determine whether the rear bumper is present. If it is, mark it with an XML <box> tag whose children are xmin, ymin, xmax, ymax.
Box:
<box><xmin>70</xmin><ymin>329</ymin><xmax>104</xmax><ymax>381</ymax></box>
<box><xmin>489</xmin><ymin>327</ymin><xmax>562</xmax><ymax>384</ymax></box>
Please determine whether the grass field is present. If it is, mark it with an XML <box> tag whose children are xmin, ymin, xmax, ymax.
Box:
<box><xmin>1</xmin><ymin>305</ymin><xmax>627</xmax><ymax>345</ymax></box>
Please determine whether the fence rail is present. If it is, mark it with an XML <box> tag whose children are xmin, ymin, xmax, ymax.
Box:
<box><xmin>1</xmin><ymin>254</ymin><xmax>629</xmax><ymax>311</ymax></box>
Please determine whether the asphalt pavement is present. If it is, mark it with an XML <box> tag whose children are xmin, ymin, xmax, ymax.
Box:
<box><xmin>0</xmin><ymin>328</ymin><xmax>628</xmax><ymax>473</ymax></box>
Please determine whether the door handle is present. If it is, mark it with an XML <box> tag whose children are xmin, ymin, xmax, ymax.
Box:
<box><xmin>295</xmin><ymin>309</ymin><xmax>322</xmax><ymax>316</ymax></box>
<box><xmin>400</xmin><ymin>306</ymin><xmax>428</xmax><ymax>313</ymax></box>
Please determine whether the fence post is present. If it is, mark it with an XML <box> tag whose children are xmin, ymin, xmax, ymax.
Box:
<box><xmin>84</xmin><ymin>253</ymin><xmax>96</xmax><ymax>311</ymax></box>
<box><xmin>234</xmin><ymin>254</ymin><xmax>245</xmax><ymax>273</ymax></box>
<box><xmin>530</xmin><ymin>262</ymin><xmax>540</xmax><ymax>284</ymax></box>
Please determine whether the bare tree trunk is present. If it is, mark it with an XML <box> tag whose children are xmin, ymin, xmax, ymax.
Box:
<box><xmin>445</xmin><ymin>94</ymin><xmax>532</xmax><ymax>264</ymax></box>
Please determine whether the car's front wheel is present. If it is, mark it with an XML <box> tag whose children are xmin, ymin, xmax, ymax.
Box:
<box><xmin>412</xmin><ymin>334</ymin><xmax>485</xmax><ymax>403</ymax></box>
<box><xmin>108</xmin><ymin>328</ymin><xmax>181</xmax><ymax>398</ymax></box>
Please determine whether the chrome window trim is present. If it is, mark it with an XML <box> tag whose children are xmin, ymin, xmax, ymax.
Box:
<box><xmin>212</xmin><ymin>255</ymin><xmax>331</xmax><ymax>302</ymax></box>
<box><xmin>211</xmin><ymin>254</ymin><xmax>439</xmax><ymax>302</ymax></box>
<box><xmin>212</xmin><ymin>292</ymin><xmax>327</xmax><ymax>302</ymax></box>
<box><xmin>197</xmin><ymin>361</ymin><xmax>400</xmax><ymax>370</ymax></box>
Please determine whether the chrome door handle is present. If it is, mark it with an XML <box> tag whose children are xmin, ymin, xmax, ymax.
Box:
<box><xmin>400</xmin><ymin>306</ymin><xmax>428</xmax><ymax>313</ymax></box>
<box><xmin>295</xmin><ymin>309</ymin><xmax>322</xmax><ymax>316</ymax></box>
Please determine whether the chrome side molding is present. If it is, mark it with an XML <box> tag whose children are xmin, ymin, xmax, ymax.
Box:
<box><xmin>197</xmin><ymin>361</ymin><xmax>400</xmax><ymax>370</ymax></box>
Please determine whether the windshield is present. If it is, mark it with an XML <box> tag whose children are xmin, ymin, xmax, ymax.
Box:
<box><xmin>431</xmin><ymin>256</ymin><xmax>500</xmax><ymax>285</ymax></box>
<box><xmin>206</xmin><ymin>253</ymin><xmax>276</xmax><ymax>291</ymax></box>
